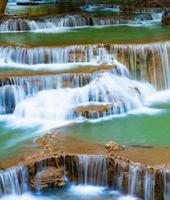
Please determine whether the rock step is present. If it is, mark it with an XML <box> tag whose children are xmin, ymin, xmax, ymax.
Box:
<box><xmin>24</xmin><ymin>153</ymin><xmax>169</xmax><ymax>199</ymax></box>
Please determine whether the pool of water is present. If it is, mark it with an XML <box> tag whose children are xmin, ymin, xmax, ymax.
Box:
<box><xmin>0</xmin><ymin>25</ymin><xmax>169</xmax><ymax>46</ymax></box>
<box><xmin>61</xmin><ymin>103</ymin><xmax>170</xmax><ymax>147</ymax></box>
<box><xmin>1</xmin><ymin>185</ymin><xmax>138</xmax><ymax>200</ymax></box>
<box><xmin>0</xmin><ymin>118</ymin><xmax>40</xmax><ymax>159</ymax></box>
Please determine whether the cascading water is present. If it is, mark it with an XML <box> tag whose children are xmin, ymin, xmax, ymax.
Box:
<box><xmin>0</xmin><ymin>45</ymin><xmax>117</xmax><ymax>64</ymax></box>
<box><xmin>0</xmin><ymin>84</ymin><xmax>25</xmax><ymax>114</ymax></box>
<box><xmin>0</xmin><ymin>42</ymin><xmax>169</xmax><ymax>89</ymax></box>
<box><xmin>143</xmin><ymin>170</ymin><xmax>155</xmax><ymax>200</ymax></box>
<box><xmin>0</xmin><ymin>49</ymin><xmax>154</xmax><ymax>119</ymax></box>
<box><xmin>77</xmin><ymin>155</ymin><xmax>108</xmax><ymax>186</ymax></box>
<box><xmin>0</xmin><ymin>15</ymin><xmax>90</xmax><ymax>32</ymax></box>
<box><xmin>0</xmin><ymin>11</ymin><xmax>163</xmax><ymax>32</ymax></box>
<box><xmin>0</xmin><ymin>74</ymin><xmax>93</xmax><ymax>114</ymax></box>
<box><xmin>162</xmin><ymin>168</ymin><xmax>170</xmax><ymax>200</ymax></box>
<box><xmin>0</xmin><ymin>2</ymin><xmax>170</xmax><ymax>200</ymax></box>
<box><xmin>0</xmin><ymin>165</ymin><xmax>28</xmax><ymax>198</ymax></box>
<box><xmin>128</xmin><ymin>165</ymin><xmax>141</xmax><ymax>196</ymax></box>
<box><xmin>9</xmin><ymin>72</ymin><xmax>154</xmax><ymax>121</ymax></box>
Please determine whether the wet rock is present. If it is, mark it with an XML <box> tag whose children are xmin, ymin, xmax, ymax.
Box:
<box><xmin>105</xmin><ymin>141</ymin><xmax>125</xmax><ymax>152</ymax></box>
<box><xmin>31</xmin><ymin>166</ymin><xmax>65</xmax><ymax>190</ymax></box>
<box><xmin>0</xmin><ymin>19</ymin><xmax>30</xmax><ymax>31</ymax></box>
<box><xmin>162</xmin><ymin>15</ymin><xmax>170</xmax><ymax>25</ymax></box>
<box><xmin>74</xmin><ymin>104</ymin><xmax>114</xmax><ymax>119</ymax></box>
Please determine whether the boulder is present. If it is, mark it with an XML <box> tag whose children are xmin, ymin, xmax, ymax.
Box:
<box><xmin>31</xmin><ymin>166</ymin><xmax>65</xmax><ymax>191</ymax></box>
<box><xmin>105</xmin><ymin>141</ymin><xmax>125</xmax><ymax>152</ymax></box>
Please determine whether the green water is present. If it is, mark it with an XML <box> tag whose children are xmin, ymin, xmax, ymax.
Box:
<box><xmin>0</xmin><ymin>26</ymin><xmax>170</xmax><ymax>47</ymax></box>
<box><xmin>61</xmin><ymin>108</ymin><xmax>170</xmax><ymax>147</ymax></box>
<box><xmin>0</xmin><ymin>120</ymin><xmax>39</xmax><ymax>159</ymax></box>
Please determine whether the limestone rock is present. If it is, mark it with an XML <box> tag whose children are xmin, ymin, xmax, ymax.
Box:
<box><xmin>31</xmin><ymin>166</ymin><xmax>65</xmax><ymax>190</ymax></box>
<box><xmin>105</xmin><ymin>141</ymin><xmax>125</xmax><ymax>152</ymax></box>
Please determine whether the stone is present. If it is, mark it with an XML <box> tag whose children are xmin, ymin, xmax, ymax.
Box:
<box><xmin>31</xmin><ymin>166</ymin><xmax>65</xmax><ymax>190</ymax></box>
<box><xmin>162</xmin><ymin>15</ymin><xmax>170</xmax><ymax>25</ymax></box>
<box><xmin>105</xmin><ymin>141</ymin><xmax>125</xmax><ymax>152</ymax></box>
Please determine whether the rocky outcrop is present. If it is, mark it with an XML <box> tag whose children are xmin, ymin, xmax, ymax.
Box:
<box><xmin>31</xmin><ymin>166</ymin><xmax>65</xmax><ymax>190</ymax></box>
<box><xmin>23</xmin><ymin>153</ymin><xmax>168</xmax><ymax>199</ymax></box>
<box><xmin>105</xmin><ymin>141</ymin><xmax>125</xmax><ymax>152</ymax></box>
<box><xmin>74</xmin><ymin>104</ymin><xmax>115</xmax><ymax>119</ymax></box>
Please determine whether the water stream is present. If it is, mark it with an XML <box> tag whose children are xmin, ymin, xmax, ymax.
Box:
<box><xmin>0</xmin><ymin>2</ymin><xmax>170</xmax><ymax>200</ymax></box>
<box><xmin>0</xmin><ymin>12</ymin><xmax>163</xmax><ymax>32</ymax></box>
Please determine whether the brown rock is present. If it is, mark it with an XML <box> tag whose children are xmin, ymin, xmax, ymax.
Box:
<box><xmin>31</xmin><ymin>166</ymin><xmax>65</xmax><ymax>190</ymax></box>
<box><xmin>162</xmin><ymin>15</ymin><xmax>170</xmax><ymax>25</ymax></box>
<box><xmin>105</xmin><ymin>141</ymin><xmax>125</xmax><ymax>153</ymax></box>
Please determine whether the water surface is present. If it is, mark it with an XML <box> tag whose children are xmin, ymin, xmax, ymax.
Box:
<box><xmin>0</xmin><ymin>26</ymin><xmax>169</xmax><ymax>46</ymax></box>
<box><xmin>61</xmin><ymin>106</ymin><xmax>170</xmax><ymax>147</ymax></box>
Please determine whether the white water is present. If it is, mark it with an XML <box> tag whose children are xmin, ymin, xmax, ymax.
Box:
<box><xmin>0</xmin><ymin>156</ymin><xmax>137</xmax><ymax>200</ymax></box>
<box><xmin>0</xmin><ymin>41</ymin><xmax>166</xmax><ymax>130</ymax></box>
<box><xmin>128</xmin><ymin>165</ymin><xmax>141</xmax><ymax>196</ymax></box>
<box><xmin>0</xmin><ymin>45</ymin><xmax>116</xmax><ymax>65</ymax></box>
<box><xmin>162</xmin><ymin>168</ymin><xmax>170</xmax><ymax>200</ymax></box>
<box><xmin>0</xmin><ymin>42</ymin><xmax>169</xmax><ymax>90</ymax></box>
<box><xmin>144</xmin><ymin>170</ymin><xmax>155</xmax><ymax>200</ymax></box>
<box><xmin>0</xmin><ymin>189</ymin><xmax>137</xmax><ymax>200</ymax></box>
<box><xmin>1</xmin><ymin>41</ymin><xmax>170</xmax><ymax>129</ymax></box>
<box><xmin>0</xmin><ymin>166</ymin><xmax>28</xmax><ymax>197</ymax></box>
<box><xmin>0</xmin><ymin>41</ymin><xmax>170</xmax><ymax>136</ymax></box>
<box><xmin>1</xmin><ymin>72</ymin><xmax>152</xmax><ymax>129</ymax></box>
<box><xmin>77</xmin><ymin>155</ymin><xmax>108</xmax><ymax>185</ymax></box>
<box><xmin>0</xmin><ymin>12</ymin><xmax>162</xmax><ymax>32</ymax></box>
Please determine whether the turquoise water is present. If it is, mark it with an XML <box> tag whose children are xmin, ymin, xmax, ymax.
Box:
<box><xmin>61</xmin><ymin>106</ymin><xmax>170</xmax><ymax>147</ymax></box>
<box><xmin>0</xmin><ymin>119</ymin><xmax>40</xmax><ymax>159</ymax></box>
<box><xmin>1</xmin><ymin>106</ymin><xmax>170</xmax><ymax>160</ymax></box>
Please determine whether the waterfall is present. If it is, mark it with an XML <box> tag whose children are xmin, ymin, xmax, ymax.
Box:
<box><xmin>0</xmin><ymin>166</ymin><xmax>28</xmax><ymax>197</ymax></box>
<box><xmin>0</xmin><ymin>12</ymin><xmax>162</xmax><ymax>32</ymax></box>
<box><xmin>0</xmin><ymin>73</ymin><xmax>94</xmax><ymax>115</ymax></box>
<box><xmin>12</xmin><ymin>72</ymin><xmax>152</xmax><ymax>120</ymax></box>
<box><xmin>0</xmin><ymin>15</ymin><xmax>97</xmax><ymax>32</ymax></box>
<box><xmin>0</xmin><ymin>66</ymin><xmax>130</xmax><ymax>115</ymax></box>
<box><xmin>4</xmin><ymin>156</ymin><xmax>170</xmax><ymax>200</ymax></box>
<box><xmin>0</xmin><ymin>15</ymin><xmax>90</xmax><ymax>32</ymax></box>
<box><xmin>144</xmin><ymin>170</ymin><xmax>155</xmax><ymax>200</ymax></box>
<box><xmin>0</xmin><ymin>45</ymin><xmax>116</xmax><ymax>65</ymax></box>
<box><xmin>0</xmin><ymin>85</ymin><xmax>26</xmax><ymax>114</ymax></box>
<box><xmin>77</xmin><ymin>155</ymin><xmax>108</xmax><ymax>186</ymax></box>
<box><xmin>0</xmin><ymin>64</ymin><xmax>154</xmax><ymax>120</ymax></box>
<box><xmin>162</xmin><ymin>168</ymin><xmax>170</xmax><ymax>200</ymax></box>
<box><xmin>128</xmin><ymin>165</ymin><xmax>141</xmax><ymax>196</ymax></box>
<box><xmin>0</xmin><ymin>42</ymin><xmax>169</xmax><ymax>89</ymax></box>
<box><xmin>113</xmin><ymin>42</ymin><xmax>170</xmax><ymax>89</ymax></box>
<box><xmin>114</xmin><ymin>165</ymin><xmax>156</xmax><ymax>199</ymax></box>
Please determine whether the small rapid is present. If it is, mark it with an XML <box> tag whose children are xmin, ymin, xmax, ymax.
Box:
<box><xmin>0</xmin><ymin>42</ymin><xmax>169</xmax><ymax>89</ymax></box>
<box><xmin>0</xmin><ymin>12</ymin><xmax>163</xmax><ymax>32</ymax></box>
